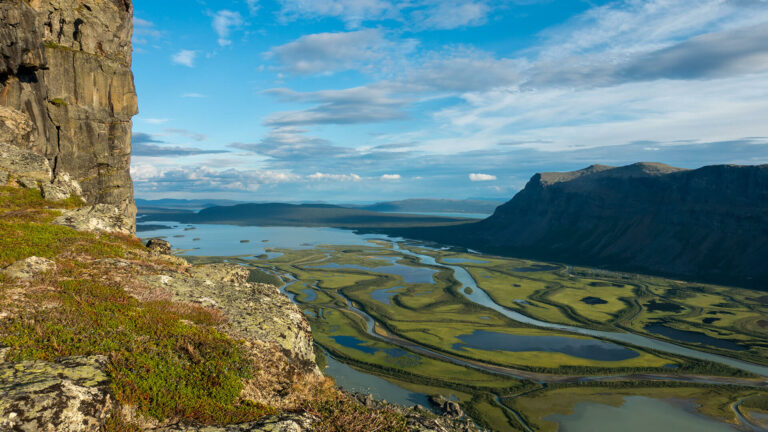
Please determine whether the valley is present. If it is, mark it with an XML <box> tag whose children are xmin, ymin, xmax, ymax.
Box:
<box><xmin>142</xmin><ymin>222</ymin><xmax>768</xmax><ymax>431</ymax></box>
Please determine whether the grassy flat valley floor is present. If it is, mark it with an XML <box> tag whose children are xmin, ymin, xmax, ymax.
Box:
<box><xmin>162</xmin><ymin>226</ymin><xmax>768</xmax><ymax>431</ymax></box>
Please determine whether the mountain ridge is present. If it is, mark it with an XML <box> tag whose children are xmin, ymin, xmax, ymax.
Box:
<box><xmin>385</xmin><ymin>162</ymin><xmax>768</xmax><ymax>289</ymax></box>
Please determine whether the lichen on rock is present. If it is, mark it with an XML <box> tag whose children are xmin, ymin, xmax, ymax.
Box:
<box><xmin>0</xmin><ymin>355</ymin><xmax>114</xmax><ymax>432</ymax></box>
<box><xmin>2</xmin><ymin>256</ymin><xmax>56</xmax><ymax>280</ymax></box>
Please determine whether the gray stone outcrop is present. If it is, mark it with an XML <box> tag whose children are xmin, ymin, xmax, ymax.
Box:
<box><xmin>142</xmin><ymin>264</ymin><xmax>319</xmax><ymax>373</ymax></box>
<box><xmin>0</xmin><ymin>0</ymin><xmax>138</xmax><ymax>230</ymax></box>
<box><xmin>53</xmin><ymin>203</ymin><xmax>134</xmax><ymax>235</ymax></box>
<box><xmin>0</xmin><ymin>355</ymin><xmax>114</xmax><ymax>432</ymax></box>
<box><xmin>2</xmin><ymin>256</ymin><xmax>56</xmax><ymax>280</ymax></box>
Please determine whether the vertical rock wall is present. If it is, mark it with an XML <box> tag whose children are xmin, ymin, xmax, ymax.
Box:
<box><xmin>0</xmin><ymin>0</ymin><xmax>137</xmax><ymax>229</ymax></box>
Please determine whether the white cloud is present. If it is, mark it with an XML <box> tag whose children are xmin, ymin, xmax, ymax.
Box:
<box><xmin>140</xmin><ymin>118</ymin><xmax>170</xmax><ymax>124</ymax></box>
<box><xmin>307</xmin><ymin>172</ymin><xmax>362</xmax><ymax>181</ymax></box>
<box><xmin>246</xmin><ymin>0</ymin><xmax>260</xmax><ymax>15</ymax></box>
<box><xmin>171</xmin><ymin>50</ymin><xmax>197</xmax><ymax>67</ymax></box>
<box><xmin>277</xmin><ymin>0</ymin><xmax>496</xmax><ymax>30</ymax></box>
<box><xmin>278</xmin><ymin>0</ymin><xmax>395</xmax><ymax>28</ymax></box>
<box><xmin>267</xmin><ymin>29</ymin><xmax>416</xmax><ymax>75</ymax></box>
<box><xmin>411</xmin><ymin>1</ymin><xmax>491</xmax><ymax>30</ymax></box>
<box><xmin>264</xmin><ymin>85</ymin><xmax>408</xmax><ymax>126</ymax></box>
<box><xmin>133</xmin><ymin>18</ymin><xmax>164</xmax><ymax>43</ymax></box>
<box><xmin>131</xmin><ymin>165</ymin><xmax>301</xmax><ymax>192</ymax></box>
<box><xmin>211</xmin><ymin>10</ymin><xmax>244</xmax><ymax>46</ymax></box>
<box><xmin>380</xmin><ymin>174</ymin><xmax>401</xmax><ymax>180</ymax></box>
<box><xmin>469</xmin><ymin>173</ymin><xmax>497</xmax><ymax>181</ymax></box>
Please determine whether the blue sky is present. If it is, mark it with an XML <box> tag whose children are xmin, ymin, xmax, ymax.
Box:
<box><xmin>130</xmin><ymin>0</ymin><xmax>768</xmax><ymax>202</ymax></box>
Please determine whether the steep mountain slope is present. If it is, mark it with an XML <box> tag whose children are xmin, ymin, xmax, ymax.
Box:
<box><xmin>395</xmin><ymin>163</ymin><xmax>768</xmax><ymax>288</ymax></box>
<box><xmin>354</xmin><ymin>199</ymin><xmax>500</xmax><ymax>214</ymax></box>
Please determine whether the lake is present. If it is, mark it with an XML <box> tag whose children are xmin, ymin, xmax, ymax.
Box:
<box><xmin>453</xmin><ymin>330</ymin><xmax>639</xmax><ymax>361</ymax></box>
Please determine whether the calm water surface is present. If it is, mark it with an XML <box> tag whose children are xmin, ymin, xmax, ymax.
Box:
<box><xmin>545</xmin><ymin>396</ymin><xmax>737</xmax><ymax>432</ymax></box>
<box><xmin>453</xmin><ymin>330</ymin><xmax>639</xmax><ymax>361</ymax></box>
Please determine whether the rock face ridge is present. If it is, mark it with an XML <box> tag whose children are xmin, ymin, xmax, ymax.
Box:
<box><xmin>451</xmin><ymin>162</ymin><xmax>768</xmax><ymax>288</ymax></box>
<box><xmin>0</xmin><ymin>0</ymin><xmax>138</xmax><ymax>230</ymax></box>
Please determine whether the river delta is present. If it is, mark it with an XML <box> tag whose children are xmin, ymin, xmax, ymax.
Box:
<box><xmin>140</xmin><ymin>222</ymin><xmax>768</xmax><ymax>431</ymax></box>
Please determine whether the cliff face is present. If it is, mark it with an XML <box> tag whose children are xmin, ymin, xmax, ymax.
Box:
<box><xmin>467</xmin><ymin>162</ymin><xmax>768</xmax><ymax>288</ymax></box>
<box><xmin>0</xmin><ymin>0</ymin><xmax>137</xmax><ymax>229</ymax></box>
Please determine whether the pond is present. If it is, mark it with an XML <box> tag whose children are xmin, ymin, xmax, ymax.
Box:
<box><xmin>545</xmin><ymin>396</ymin><xmax>736</xmax><ymax>432</ymax></box>
<box><xmin>581</xmin><ymin>296</ymin><xmax>608</xmax><ymax>305</ymax></box>
<box><xmin>644</xmin><ymin>324</ymin><xmax>748</xmax><ymax>351</ymax></box>
<box><xmin>311</xmin><ymin>262</ymin><xmax>437</xmax><ymax>284</ymax></box>
<box><xmin>370</xmin><ymin>286</ymin><xmax>402</xmax><ymax>305</ymax></box>
<box><xmin>513</xmin><ymin>264</ymin><xmax>560</xmax><ymax>272</ymax></box>
<box><xmin>331</xmin><ymin>335</ymin><xmax>378</xmax><ymax>355</ymax></box>
<box><xmin>442</xmin><ymin>257</ymin><xmax>489</xmax><ymax>264</ymax></box>
<box><xmin>452</xmin><ymin>330</ymin><xmax>639</xmax><ymax>361</ymax></box>
<box><xmin>301</xmin><ymin>288</ymin><xmax>317</xmax><ymax>302</ymax></box>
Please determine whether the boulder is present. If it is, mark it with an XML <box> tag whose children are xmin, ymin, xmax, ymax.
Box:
<box><xmin>53</xmin><ymin>204</ymin><xmax>133</xmax><ymax>235</ymax></box>
<box><xmin>146</xmin><ymin>238</ymin><xmax>172</xmax><ymax>255</ymax></box>
<box><xmin>0</xmin><ymin>142</ymin><xmax>52</xmax><ymax>184</ymax></box>
<box><xmin>3</xmin><ymin>256</ymin><xmax>56</xmax><ymax>280</ymax></box>
<box><xmin>429</xmin><ymin>395</ymin><xmax>464</xmax><ymax>418</ymax></box>
<box><xmin>0</xmin><ymin>356</ymin><xmax>113</xmax><ymax>432</ymax></box>
<box><xmin>41</xmin><ymin>172</ymin><xmax>82</xmax><ymax>201</ymax></box>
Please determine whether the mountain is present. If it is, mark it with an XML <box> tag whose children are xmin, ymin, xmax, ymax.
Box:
<box><xmin>135</xmin><ymin>198</ymin><xmax>244</xmax><ymax>210</ymax></box>
<box><xmin>351</xmin><ymin>198</ymin><xmax>501</xmax><ymax>214</ymax></box>
<box><xmin>141</xmin><ymin>202</ymin><xmax>476</xmax><ymax>228</ymax></box>
<box><xmin>388</xmin><ymin>163</ymin><xmax>768</xmax><ymax>289</ymax></box>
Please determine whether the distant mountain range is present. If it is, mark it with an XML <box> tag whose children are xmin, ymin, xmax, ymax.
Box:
<box><xmin>384</xmin><ymin>163</ymin><xmax>768</xmax><ymax>289</ymax></box>
<box><xmin>135</xmin><ymin>198</ymin><xmax>244</xmax><ymax>210</ymax></box>
<box><xmin>349</xmin><ymin>199</ymin><xmax>501</xmax><ymax>214</ymax></box>
<box><xmin>139</xmin><ymin>202</ymin><xmax>475</xmax><ymax>229</ymax></box>
<box><xmin>136</xmin><ymin>198</ymin><xmax>501</xmax><ymax>215</ymax></box>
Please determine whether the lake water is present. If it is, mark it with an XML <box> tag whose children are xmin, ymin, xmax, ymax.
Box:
<box><xmin>545</xmin><ymin>396</ymin><xmax>737</xmax><ymax>432</ymax></box>
<box><xmin>644</xmin><ymin>324</ymin><xmax>748</xmax><ymax>351</ymax></box>
<box><xmin>370</xmin><ymin>286</ymin><xmax>402</xmax><ymax>305</ymax></box>
<box><xmin>301</xmin><ymin>288</ymin><xmax>317</xmax><ymax>302</ymax></box>
<box><xmin>453</xmin><ymin>330</ymin><xmax>639</xmax><ymax>361</ymax></box>
<box><xmin>138</xmin><ymin>222</ymin><xmax>381</xmax><ymax>256</ymax></box>
<box><xmin>323</xmin><ymin>351</ymin><xmax>432</xmax><ymax>409</ymax></box>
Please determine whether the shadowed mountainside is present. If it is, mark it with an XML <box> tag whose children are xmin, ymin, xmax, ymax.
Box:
<box><xmin>384</xmin><ymin>162</ymin><xmax>768</xmax><ymax>289</ymax></box>
<box><xmin>350</xmin><ymin>198</ymin><xmax>500</xmax><ymax>214</ymax></box>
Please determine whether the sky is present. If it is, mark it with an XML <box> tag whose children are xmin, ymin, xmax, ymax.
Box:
<box><xmin>130</xmin><ymin>0</ymin><xmax>768</xmax><ymax>203</ymax></box>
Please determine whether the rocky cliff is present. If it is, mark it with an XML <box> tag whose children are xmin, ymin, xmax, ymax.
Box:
<box><xmin>451</xmin><ymin>162</ymin><xmax>768</xmax><ymax>288</ymax></box>
<box><xmin>1</xmin><ymin>0</ymin><xmax>137</xmax><ymax>231</ymax></box>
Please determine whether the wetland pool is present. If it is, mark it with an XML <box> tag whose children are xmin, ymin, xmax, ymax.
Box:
<box><xmin>644</xmin><ymin>324</ymin><xmax>748</xmax><ymax>351</ymax></box>
<box><xmin>453</xmin><ymin>330</ymin><xmax>639</xmax><ymax>361</ymax></box>
<box><xmin>545</xmin><ymin>396</ymin><xmax>737</xmax><ymax>432</ymax></box>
